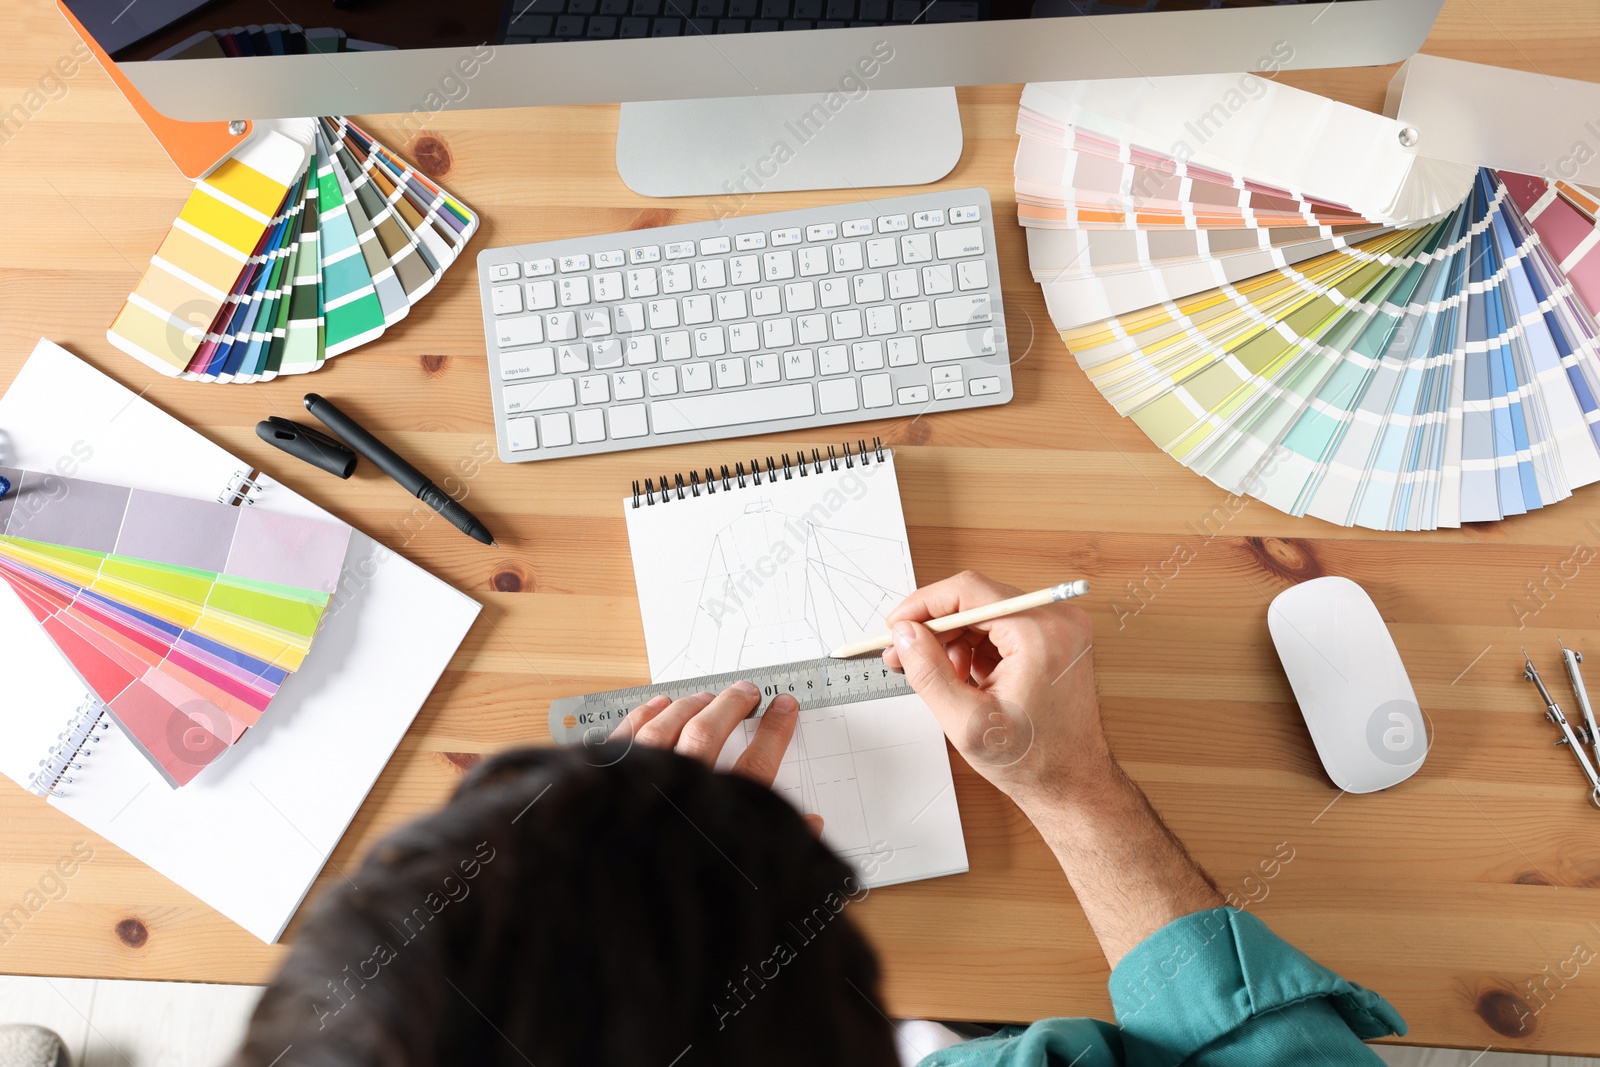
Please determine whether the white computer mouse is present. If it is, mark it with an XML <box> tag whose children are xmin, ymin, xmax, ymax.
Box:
<box><xmin>1266</xmin><ymin>576</ymin><xmax>1428</xmax><ymax>793</ymax></box>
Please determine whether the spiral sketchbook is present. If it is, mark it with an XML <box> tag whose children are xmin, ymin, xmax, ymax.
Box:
<box><xmin>0</xmin><ymin>339</ymin><xmax>482</xmax><ymax>942</ymax></box>
<box><xmin>625</xmin><ymin>443</ymin><xmax>968</xmax><ymax>888</ymax></box>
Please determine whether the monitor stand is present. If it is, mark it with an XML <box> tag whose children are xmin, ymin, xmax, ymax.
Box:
<box><xmin>616</xmin><ymin>87</ymin><xmax>962</xmax><ymax>201</ymax></box>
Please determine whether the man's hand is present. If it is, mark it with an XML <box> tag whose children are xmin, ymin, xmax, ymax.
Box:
<box><xmin>881</xmin><ymin>570</ymin><xmax>1113</xmax><ymax>811</ymax></box>
<box><xmin>609</xmin><ymin>683</ymin><xmax>823</xmax><ymax>833</ymax></box>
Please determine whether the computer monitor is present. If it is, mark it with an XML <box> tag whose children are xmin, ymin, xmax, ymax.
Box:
<box><xmin>60</xmin><ymin>0</ymin><xmax>1446</xmax><ymax>196</ymax></box>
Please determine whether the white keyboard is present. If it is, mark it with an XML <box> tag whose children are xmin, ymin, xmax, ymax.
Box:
<box><xmin>476</xmin><ymin>188</ymin><xmax>1012</xmax><ymax>462</ymax></box>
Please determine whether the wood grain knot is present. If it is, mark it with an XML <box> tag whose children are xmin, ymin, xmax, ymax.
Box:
<box><xmin>492</xmin><ymin>565</ymin><xmax>528</xmax><ymax>593</ymax></box>
<box><xmin>439</xmin><ymin>751</ymin><xmax>483</xmax><ymax>775</ymax></box>
<box><xmin>114</xmin><ymin>918</ymin><xmax>148</xmax><ymax>948</ymax></box>
<box><xmin>1513</xmin><ymin>869</ymin><xmax>1553</xmax><ymax>886</ymax></box>
<box><xmin>631</xmin><ymin>208</ymin><xmax>675</xmax><ymax>231</ymax></box>
<box><xmin>409</xmin><ymin>135</ymin><xmax>453</xmax><ymax>179</ymax></box>
<box><xmin>420</xmin><ymin>354</ymin><xmax>451</xmax><ymax>377</ymax></box>
<box><xmin>1476</xmin><ymin>988</ymin><xmax>1535</xmax><ymax>1037</ymax></box>
<box><xmin>896</xmin><ymin>419</ymin><xmax>932</xmax><ymax>446</ymax></box>
<box><xmin>1244</xmin><ymin>536</ymin><xmax>1322</xmax><ymax>585</ymax></box>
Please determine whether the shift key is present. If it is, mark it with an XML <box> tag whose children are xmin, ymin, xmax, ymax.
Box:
<box><xmin>504</xmin><ymin>377</ymin><xmax>576</xmax><ymax>414</ymax></box>
<box><xmin>922</xmin><ymin>327</ymin><xmax>997</xmax><ymax>362</ymax></box>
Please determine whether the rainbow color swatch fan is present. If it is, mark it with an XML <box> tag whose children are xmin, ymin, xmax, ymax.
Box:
<box><xmin>0</xmin><ymin>468</ymin><xmax>352</xmax><ymax>786</ymax></box>
<box><xmin>107</xmin><ymin>116</ymin><xmax>477</xmax><ymax>382</ymax></box>
<box><xmin>1018</xmin><ymin>71</ymin><xmax>1600</xmax><ymax>531</ymax></box>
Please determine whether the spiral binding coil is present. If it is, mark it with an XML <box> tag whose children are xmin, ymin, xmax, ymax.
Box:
<box><xmin>27</xmin><ymin>699</ymin><xmax>109</xmax><ymax>798</ymax></box>
<box><xmin>632</xmin><ymin>437</ymin><xmax>886</xmax><ymax>508</ymax></box>
<box><xmin>217</xmin><ymin>470</ymin><xmax>265</xmax><ymax>507</ymax></box>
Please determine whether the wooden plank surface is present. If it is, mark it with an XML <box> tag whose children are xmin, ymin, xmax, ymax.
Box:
<box><xmin>2</xmin><ymin>0</ymin><xmax>1600</xmax><ymax>1055</ymax></box>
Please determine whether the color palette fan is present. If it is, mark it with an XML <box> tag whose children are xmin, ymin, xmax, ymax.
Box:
<box><xmin>1018</xmin><ymin>78</ymin><xmax>1600</xmax><ymax>531</ymax></box>
<box><xmin>108</xmin><ymin>116</ymin><xmax>478</xmax><ymax>382</ymax></box>
<box><xmin>0</xmin><ymin>468</ymin><xmax>352</xmax><ymax>786</ymax></box>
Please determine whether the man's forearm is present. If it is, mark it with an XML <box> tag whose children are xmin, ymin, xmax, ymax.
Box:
<box><xmin>1017</xmin><ymin>764</ymin><xmax>1224</xmax><ymax>969</ymax></box>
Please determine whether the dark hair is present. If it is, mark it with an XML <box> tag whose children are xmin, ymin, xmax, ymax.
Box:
<box><xmin>229</xmin><ymin>745</ymin><xmax>899</xmax><ymax>1067</ymax></box>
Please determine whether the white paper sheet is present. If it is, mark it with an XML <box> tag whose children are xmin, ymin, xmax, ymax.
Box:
<box><xmin>0</xmin><ymin>339</ymin><xmax>481</xmax><ymax>942</ymax></box>
<box><xmin>623</xmin><ymin>452</ymin><xmax>967</xmax><ymax>887</ymax></box>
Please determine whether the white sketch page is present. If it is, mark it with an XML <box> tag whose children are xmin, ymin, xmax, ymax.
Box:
<box><xmin>624</xmin><ymin>452</ymin><xmax>967</xmax><ymax>887</ymax></box>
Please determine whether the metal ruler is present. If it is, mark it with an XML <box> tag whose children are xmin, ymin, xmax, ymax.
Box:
<box><xmin>548</xmin><ymin>656</ymin><xmax>914</xmax><ymax>746</ymax></box>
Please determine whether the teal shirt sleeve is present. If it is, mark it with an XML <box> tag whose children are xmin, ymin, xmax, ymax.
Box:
<box><xmin>914</xmin><ymin>908</ymin><xmax>1405</xmax><ymax>1067</ymax></box>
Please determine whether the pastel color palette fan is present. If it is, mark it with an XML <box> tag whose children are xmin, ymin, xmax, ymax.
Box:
<box><xmin>1018</xmin><ymin>90</ymin><xmax>1600</xmax><ymax>531</ymax></box>
<box><xmin>107</xmin><ymin>116</ymin><xmax>478</xmax><ymax>382</ymax></box>
<box><xmin>0</xmin><ymin>468</ymin><xmax>352</xmax><ymax>786</ymax></box>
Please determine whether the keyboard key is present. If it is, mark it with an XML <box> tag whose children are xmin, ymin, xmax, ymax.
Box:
<box><xmin>627</xmin><ymin>268</ymin><xmax>659</xmax><ymax>298</ymax></box>
<box><xmin>950</xmin><ymin>204</ymin><xmax>981</xmax><ymax>222</ymax></box>
<box><xmin>505</xmin><ymin>377</ymin><xmax>577</xmax><ymax>414</ymax></box>
<box><xmin>488</xmin><ymin>262</ymin><xmax>519</xmax><ymax>282</ymax></box>
<box><xmin>694</xmin><ymin>327</ymin><xmax>726</xmax><ymax>357</ymax></box>
<box><xmin>527</xmin><ymin>280</ymin><xmax>557</xmax><ymax>310</ymax></box>
<box><xmin>559</xmin><ymin>343</ymin><xmax>589</xmax><ymax>373</ymax></box>
<box><xmin>715</xmin><ymin>357</ymin><xmax>747</xmax><ymax>388</ymax></box>
<box><xmin>877</xmin><ymin>213</ymin><xmax>909</xmax><ymax>233</ymax></box>
<box><xmin>785</xmin><ymin>281</ymin><xmax>817</xmax><ymax>312</ymax></box>
<box><xmin>830</xmin><ymin>309</ymin><xmax>863</xmax><ymax>339</ymax></box>
<box><xmin>666</xmin><ymin>240</ymin><xmax>696</xmax><ymax>259</ymax></box>
<box><xmin>626</xmin><ymin>335</ymin><xmax>658</xmax><ymax>364</ymax></box>
<box><xmin>661</xmin><ymin>331</ymin><xmax>692</xmax><ymax>360</ymax></box>
<box><xmin>862</xmin><ymin>373</ymin><xmax>893</xmax><ymax>408</ymax></box>
<box><xmin>696</xmin><ymin>259</ymin><xmax>728</xmax><ymax>289</ymax></box>
<box><xmin>661</xmin><ymin>264</ymin><xmax>692</xmax><ymax>293</ymax></box>
<box><xmin>609</xmin><ymin>404</ymin><xmax>649</xmax><ymax>438</ymax></box>
<box><xmin>913</xmin><ymin>209</ymin><xmax>945</xmax><ymax>228</ymax></box>
<box><xmin>818</xmin><ymin>345</ymin><xmax>849</xmax><ymax>375</ymax></box>
<box><xmin>651</xmin><ymin>16</ymin><xmax>682</xmax><ymax>33</ymax></box>
<box><xmin>887</xmin><ymin>269</ymin><xmax>919</xmax><ymax>300</ymax></box>
<box><xmin>614</xmin><ymin>370</ymin><xmax>645</xmax><ymax>400</ymax></box>
<box><xmin>796</xmin><ymin>314</ymin><xmax>828</xmax><ymax>344</ymax></box>
<box><xmin>887</xmin><ymin>337</ymin><xmax>918</xmax><ymax>367</ymax></box>
<box><xmin>762</xmin><ymin>318</ymin><xmax>795</xmax><ymax>348</ymax></box>
<box><xmin>784</xmin><ymin>349</ymin><xmax>816</xmax><ymax>379</ymax></box>
<box><xmin>832</xmin><ymin>242</ymin><xmax>864</xmax><ymax>272</ymax></box>
<box><xmin>501</xmin><ymin>346</ymin><xmax>555</xmax><ymax>381</ymax></box>
<box><xmin>595</xmin><ymin>249</ymin><xmax>626</xmax><ymax>267</ymax></box>
<box><xmin>579</xmin><ymin>373</ymin><xmax>611</xmax><ymax>404</ymax></box>
<box><xmin>593</xmin><ymin>272</ymin><xmax>624</xmax><ymax>301</ymax></box>
<box><xmin>817</xmin><ymin>278</ymin><xmax>850</xmax><ymax>309</ymax></box>
<box><xmin>593</xmin><ymin>338</ymin><xmax>625</xmax><ymax>368</ymax></box>
<box><xmin>716</xmin><ymin>290</ymin><xmax>748</xmax><ymax>320</ymax></box>
<box><xmin>969</xmin><ymin>375</ymin><xmax>1001</xmax><ymax>396</ymax></box>
<box><xmin>899</xmin><ymin>301</ymin><xmax>932</xmax><ymax>331</ymax></box>
<box><xmin>897</xmin><ymin>384</ymin><xmax>930</xmax><ymax>404</ymax></box>
<box><xmin>932</xmin><ymin>365</ymin><xmax>963</xmax><ymax>384</ymax></box>
<box><xmin>865</xmin><ymin>306</ymin><xmax>897</xmax><ymax>335</ymax></box>
<box><xmin>922</xmin><ymin>326</ymin><xmax>997</xmax><ymax>362</ymax></box>
<box><xmin>935</xmin><ymin>294</ymin><xmax>992</xmax><ymax>328</ymax></box>
<box><xmin>936</xmin><ymin>226</ymin><xmax>985</xmax><ymax>258</ymax></box>
<box><xmin>763</xmin><ymin>250</ymin><xmax>796</xmax><ymax>280</ymax></box>
<box><xmin>523</xmin><ymin>258</ymin><xmax>555</xmax><ymax>277</ymax></box>
<box><xmin>957</xmin><ymin>260</ymin><xmax>989</xmax><ymax>291</ymax></box>
<box><xmin>934</xmin><ymin>380</ymin><xmax>965</xmax><ymax>400</ymax></box>
<box><xmin>729</xmin><ymin>255</ymin><xmax>760</xmax><ymax>284</ymax></box>
<box><xmin>491</xmin><ymin>284</ymin><xmax>522</xmax><ymax>315</ymax></box>
<box><xmin>735</xmin><ymin>231</ymin><xmax>767</xmax><ymax>250</ymax></box>
<box><xmin>681</xmin><ymin>362</ymin><xmax>713</xmax><ymax>391</ymax></box>
<box><xmin>843</xmin><ymin>218</ymin><xmax>873</xmax><ymax>236</ymax></box>
<box><xmin>616</xmin><ymin>302</ymin><xmax>647</xmax><ymax>332</ymax></box>
<box><xmin>682</xmin><ymin>294</ymin><xmax>714</xmax><ymax>325</ymax></box>
<box><xmin>630</xmin><ymin>245</ymin><xmax>662</xmax><ymax>264</ymax></box>
<box><xmin>806</xmin><ymin>223</ymin><xmax>837</xmax><ymax>241</ymax></box>
<box><xmin>560</xmin><ymin>276</ymin><xmax>591</xmax><ymax>306</ymax></box>
<box><xmin>580</xmin><ymin>308</ymin><xmax>612</xmax><ymax>336</ymax></box>
<box><xmin>506</xmin><ymin>416</ymin><xmax>538</xmax><ymax>451</ymax></box>
<box><xmin>699</xmin><ymin>236</ymin><xmax>731</xmax><ymax>255</ymax></box>
<box><xmin>771</xmin><ymin>227</ymin><xmax>802</xmax><ymax>246</ymax></box>
<box><xmin>652</xmin><ymin>383</ymin><xmax>816</xmax><ymax>433</ymax></box>
<box><xmin>798</xmin><ymin>247</ymin><xmax>829</xmax><ymax>276</ymax></box>
<box><xmin>818</xmin><ymin>378</ymin><xmax>859</xmax><ymax>413</ymax></box>
<box><xmin>559</xmin><ymin>253</ymin><xmax>591</xmax><ymax>272</ymax></box>
<box><xmin>619</xmin><ymin>15</ymin><xmax>650</xmax><ymax>34</ymax></box>
<box><xmin>728</xmin><ymin>322</ymin><xmax>759</xmax><ymax>353</ymax></box>
<box><xmin>901</xmin><ymin>233</ymin><xmax>933</xmax><ymax>264</ymax></box>
<box><xmin>496</xmin><ymin>316</ymin><xmax>544</xmax><ymax>349</ymax></box>
<box><xmin>750</xmin><ymin>353</ymin><xmax>780</xmax><ymax>383</ymax></box>
<box><xmin>574</xmin><ymin>408</ymin><xmax>607</xmax><ymax>443</ymax></box>
<box><xmin>648</xmin><ymin>366</ymin><xmax>678</xmax><ymax>396</ymax></box>
<box><xmin>852</xmin><ymin>341</ymin><xmax>884</xmax><ymax>370</ymax></box>
<box><xmin>750</xmin><ymin>286</ymin><xmax>782</xmax><ymax>316</ymax></box>
<box><xmin>866</xmin><ymin>237</ymin><xmax>897</xmax><ymax>268</ymax></box>
<box><xmin>922</xmin><ymin>265</ymin><xmax>954</xmax><ymax>294</ymax></box>
<box><xmin>546</xmin><ymin>311</ymin><xmax>578</xmax><ymax>341</ymax></box>
<box><xmin>853</xmin><ymin>273</ymin><xmax>885</xmax><ymax>303</ymax></box>
<box><xmin>647</xmin><ymin>299</ymin><xmax>679</xmax><ymax>329</ymax></box>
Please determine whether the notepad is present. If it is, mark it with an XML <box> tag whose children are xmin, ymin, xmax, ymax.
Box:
<box><xmin>624</xmin><ymin>446</ymin><xmax>968</xmax><ymax>888</ymax></box>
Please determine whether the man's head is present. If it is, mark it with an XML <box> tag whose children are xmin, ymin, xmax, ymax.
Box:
<box><xmin>230</xmin><ymin>745</ymin><xmax>898</xmax><ymax>1067</ymax></box>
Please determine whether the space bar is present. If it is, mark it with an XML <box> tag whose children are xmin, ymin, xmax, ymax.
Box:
<box><xmin>651</xmin><ymin>385</ymin><xmax>816</xmax><ymax>434</ymax></box>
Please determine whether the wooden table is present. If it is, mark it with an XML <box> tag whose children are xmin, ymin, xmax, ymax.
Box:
<box><xmin>3</xmin><ymin>0</ymin><xmax>1600</xmax><ymax>1055</ymax></box>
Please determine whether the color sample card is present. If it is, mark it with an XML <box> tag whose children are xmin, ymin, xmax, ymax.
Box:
<box><xmin>106</xmin><ymin>118</ymin><xmax>476</xmax><ymax>382</ymax></box>
<box><xmin>0</xmin><ymin>468</ymin><xmax>352</xmax><ymax>786</ymax></box>
<box><xmin>1018</xmin><ymin>99</ymin><xmax>1600</xmax><ymax>532</ymax></box>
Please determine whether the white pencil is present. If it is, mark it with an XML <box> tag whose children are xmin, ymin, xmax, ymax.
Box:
<box><xmin>829</xmin><ymin>580</ymin><xmax>1091</xmax><ymax>659</ymax></box>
